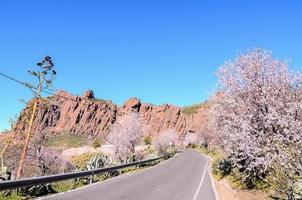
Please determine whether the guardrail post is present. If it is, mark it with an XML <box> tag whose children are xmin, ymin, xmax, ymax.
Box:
<box><xmin>89</xmin><ymin>175</ymin><xmax>92</xmax><ymax>184</ymax></box>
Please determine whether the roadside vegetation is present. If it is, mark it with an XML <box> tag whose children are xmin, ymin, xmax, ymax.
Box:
<box><xmin>213</xmin><ymin>49</ymin><xmax>302</xmax><ymax>199</ymax></box>
<box><xmin>3</xmin><ymin>48</ymin><xmax>301</xmax><ymax>199</ymax></box>
<box><xmin>0</xmin><ymin>112</ymin><xmax>178</xmax><ymax>199</ymax></box>
<box><xmin>185</xmin><ymin>49</ymin><xmax>302</xmax><ymax>200</ymax></box>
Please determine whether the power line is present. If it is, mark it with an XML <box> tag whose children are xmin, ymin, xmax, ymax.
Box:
<box><xmin>0</xmin><ymin>72</ymin><xmax>32</xmax><ymax>88</ymax></box>
<box><xmin>0</xmin><ymin>72</ymin><xmax>56</xmax><ymax>93</ymax></box>
<box><xmin>0</xmin><ymin>71</ymin><xmax>105</xmax><ymax>107</ymax></box>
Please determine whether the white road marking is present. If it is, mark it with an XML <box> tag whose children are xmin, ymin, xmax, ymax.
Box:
<box><xmin>206</xmin><ymin>156</ymin><xmax>220</xmax><ymax>200</ymax></box>
<box><xmin>192</xmin><ymin>155</ymin><xmax>209</xmax><ymax>200</ymax></box>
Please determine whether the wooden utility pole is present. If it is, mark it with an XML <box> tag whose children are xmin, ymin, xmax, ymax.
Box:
<box><xmin>15</xmin><ymin>56</ymin><xmax>55</xmax><ymax>179</ymax></box>
<box><xmin>16</xmin><ymin>86</ymin><xmax>41</xmax><ymax>179</ymax></box>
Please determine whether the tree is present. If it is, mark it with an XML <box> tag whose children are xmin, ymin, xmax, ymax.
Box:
<box><xmin>214</xmin><ymin>49</ymin><xmax>302</xmax><ymax>196</ymax></box>
<box><xmin>183</xmin><ymin>132</ymin><xmax>200</xmax><ymax>147</ymax></box>
<box><xmin>37</xmin><ymin>147</ymin><xmax>74</xmax><ymax>175</ymax></box>
<box><xmin>106</xmin><ymin>113</ymin><xmax>143</xmax><ymax>162</ymax></box>
<box><xmin>153</xmin><ymin>129</ymin><xmax>178</xmax><ymax>155</ymax></box>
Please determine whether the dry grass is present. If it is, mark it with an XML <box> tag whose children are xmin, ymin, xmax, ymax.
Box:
<box><xmin>44</xmin><ymin>134</ymin><xmax>88</xmax><ymax>149</ymax></box>
<box><xmin>182</xmin><ymin>103</ymin><xmax>205</xmax><ymax>114</ymax></box>
<box><xmin>214</xmin><ymin>178</ymin><xmax>271</xmax><ymax>200</ymax></box>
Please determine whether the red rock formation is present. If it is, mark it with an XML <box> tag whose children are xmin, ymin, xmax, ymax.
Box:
<box><xmin>15</xmin><ymin>90</ymin><xmax>207</xmax><ymax>140</ymax></box>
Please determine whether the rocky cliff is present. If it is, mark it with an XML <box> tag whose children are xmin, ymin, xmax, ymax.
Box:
<box><xmin>16</xmin><ymin>90</ymin><xmax>207</xmax><ymax>140</ymax></box>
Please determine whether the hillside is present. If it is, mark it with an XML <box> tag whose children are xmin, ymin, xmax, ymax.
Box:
<box><xmin>13</xmin><ymin>90</ymin><xmax>208</xmax><ymax>141</ymax></box>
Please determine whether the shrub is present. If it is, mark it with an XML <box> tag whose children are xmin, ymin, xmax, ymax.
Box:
<box><xmin>212</xmin><ymin>158</ymin><xmax>231</xmax><ymax>179</ymax></box>
<box><xmin>153</xmin><ymin>129</ymin><xmax>178</xmax><ymax>155</ymax></box>
<box><xmin>215</xmin><ymin>158</ymin><xmax>232</xmax><ymax>177</ymax></box>
<box><xmin>144</xmin><ymin>136</ymin><xmax>152</xmax><ymax>145</ymax></box>
<box><xmin>92</xmin><ymin>139</ymin><xmax>101</xmax><ymax>149</ymax></box>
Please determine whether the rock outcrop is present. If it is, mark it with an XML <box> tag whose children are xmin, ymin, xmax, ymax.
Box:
<box><xmin>15</xmin><ymin>90</ymin><xmax>207</xmax><ymax>140</ymax></box>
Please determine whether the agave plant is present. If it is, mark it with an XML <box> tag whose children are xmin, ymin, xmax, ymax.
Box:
<box><xmin>86</xmin><ymin>154</ymin><xmax>111</xmax><ymax>170</ymax></box>
<box><xmin>293</xmin><ymin>176</ymin><xmax>302</xmax><ymax>200</ymax></box>
<box><xmin>75</xmin><ymin>154</ymin><xmax>117</xmax><ymax>185</ymax></box>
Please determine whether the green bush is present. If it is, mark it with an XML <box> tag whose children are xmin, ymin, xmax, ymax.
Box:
<box><xmin>187</xmin><ymin>143</ymin><xmax>197</xmax><ymax>148</ymax></box>
<box><xmin>212</xmin><ymin>159</ymin><xmax>221</xmax><ymax>177</ymax></box>
<box><xmin>217</xmin><ymin>158</ymin><xmax>232</xmax><ymax>177</ymax></box>
<box><xmin>92</xmin><ymin>139</ymin><xmax>101</xmax><ymax>149</ymax></box>
<box><xmin>212</xmin><ymin>158</ymin><xmax>232</xmax><ymax>179</ymax></box>
<box><xmin>144</xmin><ymin>136</ymin><xmax>152</xmax><ymax>145</ymax></box>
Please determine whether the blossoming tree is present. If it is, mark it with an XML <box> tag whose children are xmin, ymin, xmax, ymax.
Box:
<box><xmin>214</xmin><ymin>49</ymin><xmax>302</xmax><ymax>197</ymax></box>
<box><xmin>107</xmin><ymin>113</ymin><xmax>143</xmax><ymax>162</ymax></box>
<box><xmin>153</xmin><ymin>129</ymin><xmax>178</xmax><ymax>155</ymax></box>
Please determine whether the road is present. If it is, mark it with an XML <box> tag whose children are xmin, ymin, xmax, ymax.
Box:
<box><xmin>43</xmin><ymin>149</ymin><xmax>217</xmax><ymax>200</ymax></box>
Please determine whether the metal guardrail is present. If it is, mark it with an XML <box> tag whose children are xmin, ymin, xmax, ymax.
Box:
<box><xmin>0</xmin><ymin>152</ymin><xmax>175</xmax><ymax>191</ymax></box>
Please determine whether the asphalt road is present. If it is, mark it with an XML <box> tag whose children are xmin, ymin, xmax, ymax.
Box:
<box><xmin>43</xmin><ymin>149</ymin><xmax>217</xmax><ymax>200</ymax></box>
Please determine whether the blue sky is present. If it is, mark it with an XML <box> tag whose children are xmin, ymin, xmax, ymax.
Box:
<box><xmin>0</xmin><ymin>0</ymin><xmax>302</xmax><ymax>130</ymax></box>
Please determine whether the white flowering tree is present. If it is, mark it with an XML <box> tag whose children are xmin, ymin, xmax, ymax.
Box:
<box><xmin>38</xmin><ymin>147</ymin><xmax>74</xmax><ymax>175</ymax></box>
<box><xmin>214</xmin><ymin>49</ymin><xmax>302</xmax><ymax>196</ymax></box>
<box><xmin>153</xmin><ymin>129</ymin><xmax>178</xmax><ymax>155</ymax></box>
<box><xmin>107</xmin><ymin>113</ymin><xmax>143</xmax><ymax>162</ymax></box>
<box><xmin>183</xmin><ymin>132</ymin><xmax>200</xmax><ymax>147</ymax></box>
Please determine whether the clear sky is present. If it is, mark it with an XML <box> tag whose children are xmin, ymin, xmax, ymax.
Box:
<box><xmin>0</xmin><ymin>0</ymin><xmax>302</xmax><ymax>130</ymax></box>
